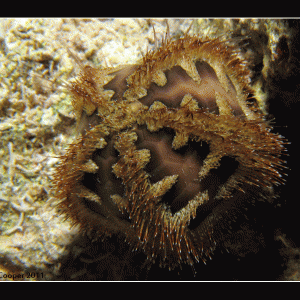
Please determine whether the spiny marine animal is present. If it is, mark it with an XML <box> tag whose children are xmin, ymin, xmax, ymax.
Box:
<box><xmin>52</xmin><ymin>22</ymin><xmax>287</xmax><ymax>274</ymax></box>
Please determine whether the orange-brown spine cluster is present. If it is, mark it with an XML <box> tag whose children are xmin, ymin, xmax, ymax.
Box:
<box><xmin>52</xmin><ymin>33</ymin><xmax>287</xmax><ymax>270</ymax></box>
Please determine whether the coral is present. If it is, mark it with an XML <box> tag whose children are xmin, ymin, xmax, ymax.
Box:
<box><xmin>53</xmin><ymin>29</ymin><xmax>287</xmax><ymax>271</ymax></box>
<box><xmin>0</xmin><ymin>18</ymin><xmax>294</xmax><ymax>280</ymax></box>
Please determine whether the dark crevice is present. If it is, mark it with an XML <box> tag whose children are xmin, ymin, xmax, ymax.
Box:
<box><xmin>188</xmin><ymin>156</ymin><xmax>239</xmax><ymax>229</ymax></box>
<box><xmin>200</xmin><ymin>156</ymin><xmax>239</xmax><ymax>200</ymax></box>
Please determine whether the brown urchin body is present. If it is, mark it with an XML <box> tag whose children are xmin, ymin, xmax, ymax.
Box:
<box><xmin>53</xmin><ymin>33</ymin><xmax>286</xmax><ymax>270</ymax></box>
